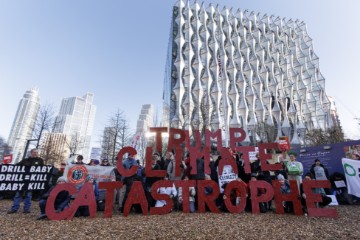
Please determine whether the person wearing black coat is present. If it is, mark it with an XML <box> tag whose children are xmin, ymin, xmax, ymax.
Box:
<box><xmin>7</xmin><ymin>148</ymin><xmax>44</xmax><ymax>214</ymax></box>
<box><xmin>310</xmin><ymin>159</ymin><xmax>329</xmax><ymax>180</ymax></box>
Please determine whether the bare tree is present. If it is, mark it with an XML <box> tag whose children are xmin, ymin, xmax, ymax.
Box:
<box><xmin>66</xmin><ymin>132</ymin><xmax>84</xmax><ymax>157</ymax></box>
<box><xmin>305</xmin><ymin>126</ymin><xmax>345</xmax><ymax>146</ymax></box>
<box><xmin>39</xmin><ymin>133</ymin><xmax>67</xmax><ymax>165</ymax></box>
<box><xmin>101</xmin><ymin>127</ymin><xmax>116</xmax><ymax>161</ymax></box>
<box><xmin>101</xmin><ymin>109</ymin><xmax>132</xmax><ymax>165</ymax></box>
<box><xmin>257</xmin><ymin>122</ymin><xmax>277</xmax><ymax>143</ymax></box>
<box><xmin>32</xmin><ymin>104</ymin><xmax>56</xmax><ymax>148</ymax></box>
<box><xmin>32</xmin><ymin>104</ymin><xmax>69</xmax><ymax>165</ymax></box>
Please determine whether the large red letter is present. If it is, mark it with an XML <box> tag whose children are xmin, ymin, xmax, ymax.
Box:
<box><xmin>224</xmin><ymin>180</ymin><xmax>248</xmax><ymax>213</ymax></box>
<box><xmin>174</xmin><ymin>147</ymin><xmax>184</xmax><ymax>177</ymax></box>
<box><xmin>117</xmin><ymin>147</ymin><xmax>138</xmax><ymax>177</ymax></box>
<box><xmin>205</xmin><ymin>129</ymin><xmax>222</xmax><ymax>148</ymax></box>
<box><xmin>185</xmin><ymin>130</ymin><xmax>201</xmax><ymax>149</ymax></box>
<box><xmin>63</xmin><ymin>183</ymin><xmax>97</xmax><ymax>220</ymax></box>
<box><xmin>145</xmin><ymin>147</ymin><xmax>166</xmax><ymax>177</ymax></box>
<box><xmin>235</xmin><ymin>146</ymin><xmax>255</xmax><ymax>174</ymax></box>
<box><xmin>229</xmin><ymin>128</ymin><xmax>246</xmax><ymax>149</ymax></box>
<box><xmin>46</xmin><ymin>183</ymin><xmax>77</xmax><ymax>221</ymax></box>
<box><xmin>168</xmin><ymin>128</ymin><xmax>186</xmax><ymax>152</ymax></box>
<box><xmin>150</xmin><ymin>180</ymin><xmax>174</xmax><ymax>215</ymax></box>
<box><xmin>175</xmin><ymin>180</ymin><xmax>196</xmax><ymax>213</ymax></box>
<box><xmin>258</xmin><ymin>143</ymin><xmax>282</xmax><ymax>171</ymax></box>
<box><xmin>149</xmin><ymin>127</ymin><xmax>167</xmax><ymax>153</ymax></box>
<box><xmin>188</xmin><ymin>146</ymin><xmax>211</xmax><ymax>176</ymax></box>
<box><xmin>197</xmin><ymin>180</ymin><xmax>220</xmax><ymax>213</ymax></box>
<box><xmin>272</xmin><ymin>180</ymin><xmax>303</xmax><ymax>215</ymax></box>
<box><xmin>249</xmin><ymin>180</ymin><xmax>274</xmax><ymax>214</ymax></box>
<box><xmin>123</xmin><ymin>181</ymin><xmax>148</xmax><ymax>217</ymax></box>
<box><xmin>303</xmin><ymin>180</ymin><xmax>337</xmax><ymax>217</ymax></box>
<box><xmin>99</xmin><ymin>181</ymin><xmax>123</xmax><ymax>218</ymax></box>
<box><xmin>218</xmin><ymin>147</ymin><xmax>238</xmax><ymax>176</ymax></box>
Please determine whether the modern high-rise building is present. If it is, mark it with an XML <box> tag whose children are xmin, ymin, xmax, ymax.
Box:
<box><xmin>8</xmin><ymin>88</ymin><xmax>40</xmax><ymax>163</ymax></box>
<box><xmin>136</xmin><ymin>104</ymin><xmax>154</xmax><ymax>134</ymax></box>
<box><xmin>53</xmin><ymin>93</ymin><xmax>96</xmax><ymax>159</ymax></box>
<box><xmin>163</xmin><ymin>1</ymin><xmax>338</xmax><ymax>146</ymax></box>
<box><xmin>134</xmin><ymin>104</ymin><xmax>154</xmax><ymax>160</ymax></box>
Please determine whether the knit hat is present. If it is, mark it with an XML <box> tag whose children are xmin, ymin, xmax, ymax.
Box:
<box><xmin>57</xmin><ymin>176</ymin><xmax>67</xmax><ymax>183</ymax></box>
<box><xmin>288</xmin><ymin>151</ymin><xmax>297</xmax><ymax>157</ymax></box>
<box><xmin>277</xmin><ymin>174</ymin><xmax>285</xmax><ymax>181</ymax></box>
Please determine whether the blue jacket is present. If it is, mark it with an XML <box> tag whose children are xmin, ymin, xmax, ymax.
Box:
<box><xmin>121</xmin><ymin>157</ymin><xmax>138</xmax><ymax>181</ymax></box>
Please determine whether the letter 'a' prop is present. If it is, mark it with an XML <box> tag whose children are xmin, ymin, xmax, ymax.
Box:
<box><xmin>218</xmin><ymin>147</ymin><xmax>238</xmax><ymax>176</ymax></box>
<box><xmin>123</xmin><ymin>181</ymin><xmax>148</xmax><ymax>217</ymax></box>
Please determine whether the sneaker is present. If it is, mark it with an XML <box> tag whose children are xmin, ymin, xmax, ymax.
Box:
<box><xmin>7</xmin><ymin>210</ymin><xmax>17</xmax><ymax>214</ymax></box>
<box><xmin>23</xmin><ymin>210</ymin><xmax>31</xmax><ymax>214</ymax></box>
<box><xmin>37</xmin><ymin>215</ymin><xmax>47</xmax><ymax>220</ymax></box>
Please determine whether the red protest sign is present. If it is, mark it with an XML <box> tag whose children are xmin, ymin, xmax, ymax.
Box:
<box><xmin>278</xmin><ymin>136</ymin><xmax>290</xmax><ymax>152</ymax></box>
<box><xmin>3</xmin><ymin>154</ymin><xmax>12</xmax><ymax>164</ymax></box>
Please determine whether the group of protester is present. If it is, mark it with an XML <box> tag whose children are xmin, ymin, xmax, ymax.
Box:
<box><xmin>5</xmin><ymin>147</ymin><xmax>357</xmax><ymax>220</ymax></box>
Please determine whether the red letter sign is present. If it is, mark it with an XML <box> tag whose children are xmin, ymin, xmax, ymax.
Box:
<box><xmin>303</xmin><ymin>180</ymin><xmax>337</xmax><ymax>217</ymax></box>
<box><xmin>117</xmin><ymin>147</ymin><xmax>139</xmax><ymax>177</ymax></box>
<box><xmin>99</xmin><ymin>181</ymin><xmax>124</xmax><ymax>218</ymax></box>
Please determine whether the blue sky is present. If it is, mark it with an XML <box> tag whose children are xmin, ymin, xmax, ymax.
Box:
<box><xmin>1</xmin><ymin>0</ymin><xmax>360</xmax><ymax>148</ymax></box>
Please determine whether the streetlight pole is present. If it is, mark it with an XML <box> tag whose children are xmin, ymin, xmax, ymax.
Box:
<box><xmin>22</xmin><ymin>139</ymin><xmax>38</xmax><ymax>160</ymax></box>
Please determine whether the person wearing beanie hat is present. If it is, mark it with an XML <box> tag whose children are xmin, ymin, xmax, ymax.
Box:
<box><xmin>57</xmin><ymin>176</ymin><xmax>67</xmax><ymax>184</ymax></box>
<box><xmin>37</xmin><ymin>176</ymin><xmax>70</xmax><ymax>220</ymax></box>
<box><xmin>100</xmin><ymin>159</ymin><xmax>110</xmax><ymax>166</ymax></box>
<box><xmin>277</xmin><ymin>173</ymin><xmax>293</xmax><ymax>213</ymax></box>
<box><xmin>277</xmin><ymin>174</ymin><xmax>285</xmax><ymax>181</ymax></box>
